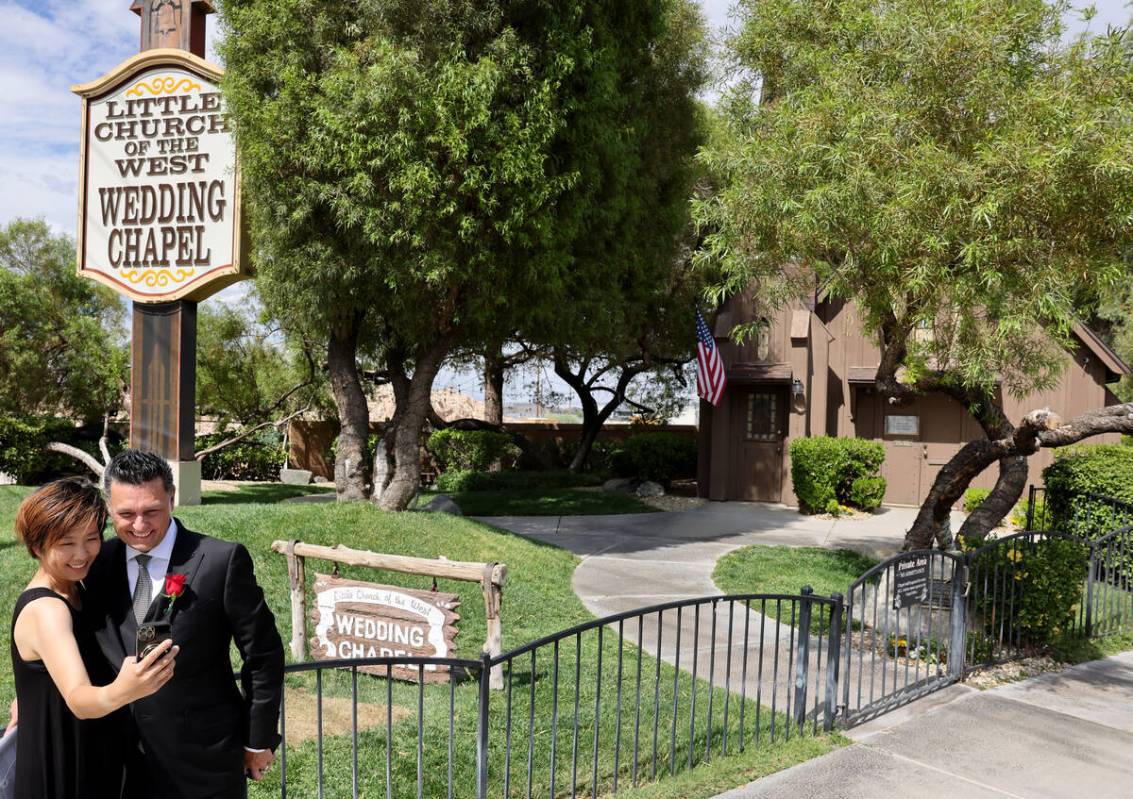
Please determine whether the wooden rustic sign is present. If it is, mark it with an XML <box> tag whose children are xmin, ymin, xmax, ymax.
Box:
<box><xmin>311</xmin><ymin>574</ymin><xmax>460</xmax><ymax>683</ymax></box>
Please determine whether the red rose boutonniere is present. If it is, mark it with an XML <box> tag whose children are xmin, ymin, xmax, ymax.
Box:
<box><xmin>163</xmin><ymin>573</ymin><xmax>187</xmax><ymax>610</ymax></box>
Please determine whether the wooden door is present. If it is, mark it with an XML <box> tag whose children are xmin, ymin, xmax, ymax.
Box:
<box><xmin>732</xmin><ymin>388</ymin><xmax>787</xmax><ymax>502</ymax></box>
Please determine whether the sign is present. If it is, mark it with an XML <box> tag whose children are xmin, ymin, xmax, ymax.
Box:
<box><xmin>892</xmin><ymin>554</ymin><xmax>930</xmax><ymax>610</ymax></box>
<box><xmin>311</xmin><ymin>574</ymin><xmax>460</xmax><ymax>682</ymax></box>
<box><xmin>884</xmin><ymin>415</ymin><xmax>919</xmax><ymax>436</ymax></box>
<box><xmin>73</xmin><ymin>48</ymin><xmax>246</xmax><ymax>303</ymax></box>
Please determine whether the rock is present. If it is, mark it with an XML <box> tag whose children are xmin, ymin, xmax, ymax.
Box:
<box><xmin>603</xmin><ymin>478</ymin><xmax>636</xmax><ymax>493</ymax></box>
<box><xmin>421</xmin><ymin>494</ymin><xmax>464</xmax><ymax>516</ymax></box>
<box><xmin>636</xmin><ymin>481</ymin><xmax>665</xmax><ymax>498</ymax></box>
<box><xmin>312</xmin><ymin>475</ymin><xmax>329</xmax><ymax>484</ymax></box>
<box><xmin>280</xmin><ymin>468</ymin><xmax>313</xmax><ymax>486</ymax></box>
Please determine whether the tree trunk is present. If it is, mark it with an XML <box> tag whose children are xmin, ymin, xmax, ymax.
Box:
<box><xmin>484</xmin><ymin>348</ymin><xmax>505</xmax><ymax>426</ymax></box>
<box><xmin>554</xmin><ymin>354</ymin><xmax>644</xmax><ymax>473</ymax></box>
<box><xmin>903</xmin><ymin>404</ymin><xmax>1133</xmax><ymax>550</ymax></box>
<box><xmin>379</xmin><ymin>341</ymin><xmax>449</xmax><ymax>511</ymax></box>
<box><xmin>327</xmin><ymin>322</ymin><xmax>370</xmax><ymax>501</ymax></box>
<box><xmin>372</xmin><ymin>363</ymin><xmax>409</xmax><ymax>505</ymax></box>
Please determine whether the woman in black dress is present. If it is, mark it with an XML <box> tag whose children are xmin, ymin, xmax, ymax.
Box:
<box><xmin>10</xmin><ymin>478</ymin><xmax>178</xmax><ymax>798</ymax></box>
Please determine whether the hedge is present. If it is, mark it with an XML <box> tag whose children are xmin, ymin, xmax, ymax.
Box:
<box><xmin>789</xmin><ymin>437</ymin><xmax>886</xmax><ymax>514</ymax></box>
<box><xmin>612</xmin><ymin>432</ymin><xmax>697</xmax><ymax>486</ymax></box>
<box><xmin>427</xmin><ymin>429</ymin><xmax>518</xmax><ymax>473</ymax></box>
<box><xmin>0</xmin><ymin>416</ymin><xmax>124</xmax><ymax>483</ymax></box>
<box><xmin>1042</xmin><ymin>444</ymin><xmax>1133</xmax><ymax>539</ymax></box>
<box><xmin>196</xmin><ymin>431</ymin><xmax>283</xmax><ymax>482</ymax></box>
<box><xmin>963</xmin><ymin>488</ymin><xmax>991</xmax><ymax>513</ymax></box>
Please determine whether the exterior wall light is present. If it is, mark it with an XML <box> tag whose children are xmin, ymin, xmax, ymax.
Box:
<box><xmin>792</xmin><ymin>377</ymin><xmax>805</xmax><ymax>398</ymax></box>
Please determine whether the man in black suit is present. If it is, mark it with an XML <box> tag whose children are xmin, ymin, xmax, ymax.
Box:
<box><xmin>87</xmin><ymin>450</ymin><xmax>284</xmax><ymax>798</ymax></box>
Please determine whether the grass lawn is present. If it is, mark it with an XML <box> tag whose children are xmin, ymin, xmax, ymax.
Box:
<box><xmin>713</xmin><ymin>546</ymin><xmax>878</xmax><ymax>634</ymax></box>
<box><xmin>1</xmin><ymin>484</ymin><xmax>839</xmax><ymax>798</ymax></box>
<box><xmin>421</xmin><ymin>486</ymin><xmax>657</xmax><ymax>516</ymax></box>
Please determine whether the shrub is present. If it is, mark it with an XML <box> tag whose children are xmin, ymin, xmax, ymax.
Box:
<box><xmin>427</xmin><ymin>429</ymin><xmax>518</xmax><ymax>473</ymax></box>
<box><xmin>970</xmin><ymin>536</ymin><xmax>1088</xmax><ymax>648</ymax></box>
<box><xmin>0</xmin><ymin>416</ymin><xmax>104</xmax><ymax>483</ymax></box>
<box><xmin>848</xmin><ymin>475</ymin><xmax>887</xmax><ymax>512</ymax></box>
<box><xmin>963</xmin><ymin>488</ymin><xmax>991</xmax><ymax>513</ymax></box>
<box><xmin>196</xmin><ymin>431</ymin><xmax>282</xmax><ymax>481</ymax></box>
<box><xmin>1042</xmin><ymin>445</ymin><xmax>1133</xmax><ymax>538</ymax></box>
<box><xmin>434</xmin><ymin>469</ymin><xmax>602</xmax><ymax>493</ymax></box>
<box><xmin>616</xmin><ymin>432</ymin><xmax>697</xmax><ymax>486</ymax></box>
<box><xmin>789</xmin><ymin>437</ymin><xmax>886</xmax><ymax>514</ymax></box>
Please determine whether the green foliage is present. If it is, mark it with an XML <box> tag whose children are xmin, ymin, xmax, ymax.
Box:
<box><xmin>0</xmin><ymin>219</ymin><xmax>126</xmax><ymax>421</ymax></box>
<box><xmin>964</xmin><ymin>488</ymin><xmax>992</xmax><ymax>513</ymax></box>
<box><xmin>971</xmin><ymin>536</ymin><xmax>1089</xmax><ymax>648</ymax></box>
<box><xmin>427</xmin><ymin>429</ymin><xmax>518</xmax><ymax>473</ymax></box>
<box><xmin>789</xmin><ymin>437</ymin><xmax>886</xmax><ymax>514</ymax></box>
<box><xmin>196</xmin><ymin>431</ymin><xmax>283</xmax><ymax>482</ymax></box>
<box><xmin>848</xmin><ymin>476</ymin><xmax>887</xmax><ymax>513</ymax></box>
<box><xmin>196</xmin><ymin>303</ymin><xmax>326</xmax><ymax>430</ymax></box>
<box><xmin>1043</xmin><ymin>445</ymin><xmax>1133</xmax><ymax>536</ymax></box>
<box><xmin>613</xmin><ymin>432</ymin><xmax>698</xmax><ymax>486</ymax></box>
<box><xmin>434</xmin><ymin>469</ymin><xmax>601</xmax><ymax>493</ymax></box>
<box><xmin>0</xmin><ymin>416</ymin><xmax>84</xmax><ymax>483</ymax></box>
<box><xmin>699</xmin><ymin>0</ymin><xmax>1133</xmax><ymax>400</ymax></box>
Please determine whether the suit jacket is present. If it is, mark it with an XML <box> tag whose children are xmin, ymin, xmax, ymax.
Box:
<box><xmin>85</xmin><ymin>521</ymin><xmax>284</xmax><ymax>797</ymax></box>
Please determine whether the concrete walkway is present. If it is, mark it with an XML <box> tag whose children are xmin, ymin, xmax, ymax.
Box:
<box><xmin>718</xmin><ymin>652</ymin><xmax>1133</xmax><ymax>798</ymax></box>
<box><xmin>478</xmin><ymin>503</ymin><xmax>1133</xmax><ymax>799</ymax></box>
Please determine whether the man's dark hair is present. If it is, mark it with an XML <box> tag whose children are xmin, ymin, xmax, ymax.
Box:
<box><xmin>103</xmin><ymin>449</ymin><xmax>175</xmax><ymax>495</ymax></box>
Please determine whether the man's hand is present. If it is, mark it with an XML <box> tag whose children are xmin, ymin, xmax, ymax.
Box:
<box><xmin>244</xmin><ymin>748</ymin><xmax>275</xmax><ymax>781</ymax></box>
<box><xmin>4</xmin><ymin>698</ymin><xmax>15</xmax><ymax>734</ymax></box>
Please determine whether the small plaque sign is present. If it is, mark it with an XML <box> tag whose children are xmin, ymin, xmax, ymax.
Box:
<box><xmin>311</xmin><ymin>574</ymin><xmax>460</xmax><ymax>682</ymax></box>
<box><xmin>884</xmin><ymin>415</ymin><xmax>919</xmax><ymax>436</ymax></box>
<box><xmin>892</xmin><ymin>554</ymin><xmax>930</xmax><ymax>610</ymax></box>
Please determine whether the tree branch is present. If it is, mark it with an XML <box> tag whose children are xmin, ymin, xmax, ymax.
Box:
<box><xmin>46</xmin><ymin>443</ymin><xmax>105</xmax><ymax>478</ymax></box>
<box><xmin>195</xmin><ymin>405</ymin><xmax>311</xmax><ymax>461</ymax></box>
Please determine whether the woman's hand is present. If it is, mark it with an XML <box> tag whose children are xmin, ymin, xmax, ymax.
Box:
<box><xmin>114</xmin><ymin>640</ymin><xmax>179</xmax><ymax>703</ymax></box>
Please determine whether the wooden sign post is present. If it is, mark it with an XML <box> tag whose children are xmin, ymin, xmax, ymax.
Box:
<box><xmin>72</xmin><ymin>2</ymin><xmax>248</xmax><ymax>505</ymax></box>
<box><xmin>273</xmin><ymin>540</ymin><xmax>507</xmax><ymax>689</ymax></box>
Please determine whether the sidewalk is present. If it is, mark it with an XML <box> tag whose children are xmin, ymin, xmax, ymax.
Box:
<box><xmin>716</xmin><ymin>651</ymin><xmax>1133</xmax><ymax>798</ymax></box>
<box><xmin>479</xmin><ymin>503</ymin><xmax>1133</xmax><ymax>798</ymax></box>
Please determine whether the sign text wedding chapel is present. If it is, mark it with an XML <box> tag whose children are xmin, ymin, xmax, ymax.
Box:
<box><xmin>74</xmin><ymin>49</ymin><xmax>245</xmax><ymax>303</ymax></box>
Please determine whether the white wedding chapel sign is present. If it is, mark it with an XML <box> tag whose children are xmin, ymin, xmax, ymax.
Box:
<box><xmin>72</xmin><ymin>48</ymin><xmax>246</xmax><ymax>303</ymax></box>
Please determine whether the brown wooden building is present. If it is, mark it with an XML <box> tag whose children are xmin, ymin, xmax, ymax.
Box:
<box><xmin>698</xmin><ymin>291</ymin><xmax>1130</xmax><ymax>507</ymax></box>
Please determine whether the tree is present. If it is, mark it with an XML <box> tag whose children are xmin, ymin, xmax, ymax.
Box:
<box><xmin>222</xmin><ymin>0</ymin><xmax>708</xmax><ymax>509</ymax></box>
<box><xmin>527</xmin><ymin>0</ymin><xmax>710</xmax><ymax>469</ymax></box>
<box><xmin>698</xmin><ymin>0</ymin><xmax>1133</xmax><ymax>548</ymax></box>
<box><xmin>196</xmin><ymin>301</ymin><xmax>325</xmax><ymax>431</ymax></box>
<box><xmin>0</xmin><ymin>218</ymin><xmax>127</xmax><ymax>423</ymax></box>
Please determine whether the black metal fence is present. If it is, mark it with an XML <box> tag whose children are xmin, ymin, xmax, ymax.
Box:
<box><xmin>272</xmin><ymin>592</ymin><xmax>844</xmax><ymax>798</ymax></box>
<box><xmin>269</xmin><ymin>488</ymin><xmax>1133</xmax><ymax>797</ymax></box>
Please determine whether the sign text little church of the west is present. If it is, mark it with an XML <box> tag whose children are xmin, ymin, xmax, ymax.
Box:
<box><xmin>73</xmin><ymin>48</ymin><xmax>246</xmax><ymax>304</ymax></box>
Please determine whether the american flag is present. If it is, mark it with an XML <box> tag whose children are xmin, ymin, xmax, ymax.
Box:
<box><xmin>696</xmin><ymin>311</ymin><xmax>726</xmax><ymax>406</ymax></box>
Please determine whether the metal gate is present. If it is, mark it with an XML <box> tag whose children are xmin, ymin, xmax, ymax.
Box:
<box><xmin>841</xmin><ymin>549</ymin><xmax>966</xmax><ymax>725</ymax></box>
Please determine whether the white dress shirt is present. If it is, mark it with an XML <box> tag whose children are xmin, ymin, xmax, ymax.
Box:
<box><xmin>125</xmin><ymin>518</ymin><xmax>179</xmax><ymax>600</ymax></box>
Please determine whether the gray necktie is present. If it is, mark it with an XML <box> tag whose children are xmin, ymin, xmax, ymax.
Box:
<box><xmin>133</xmin><ymin>554</ymin><xmax>153</xmax><ymax>624</ymax></box>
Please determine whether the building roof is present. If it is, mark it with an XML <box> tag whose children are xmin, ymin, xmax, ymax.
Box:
<box><xmin>1072</xmin><ymin>323</ymin><xmax>1131</xmax><ymax>382</ymax></box>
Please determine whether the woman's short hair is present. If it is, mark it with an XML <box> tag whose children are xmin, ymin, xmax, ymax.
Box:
<box><xmin>14</xmin><ymin>478</ymin><xmax>108</xmax><ymax>559</ymax></box>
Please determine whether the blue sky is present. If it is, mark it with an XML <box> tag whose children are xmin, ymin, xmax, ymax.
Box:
<box><xmin>0</xmin><ymin>1</ymin><xmax>1128</xmax><ymax>408</ymax></box>
<box><xmin>1</xmin><ymin>1</ymin><xmax>1127</xmax><ymax>237</ymax></box>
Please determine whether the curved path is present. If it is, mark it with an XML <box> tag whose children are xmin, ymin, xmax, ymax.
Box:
<box><xmin>479</xmin><ymin>504</ymin><xmax>942</xmax><ymax>735</ymax></box>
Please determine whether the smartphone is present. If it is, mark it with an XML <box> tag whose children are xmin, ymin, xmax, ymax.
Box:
<box><xmin>136</xmin><ymin>620</ymin><xmax>173</xmax><ymax>660</ymax></box>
